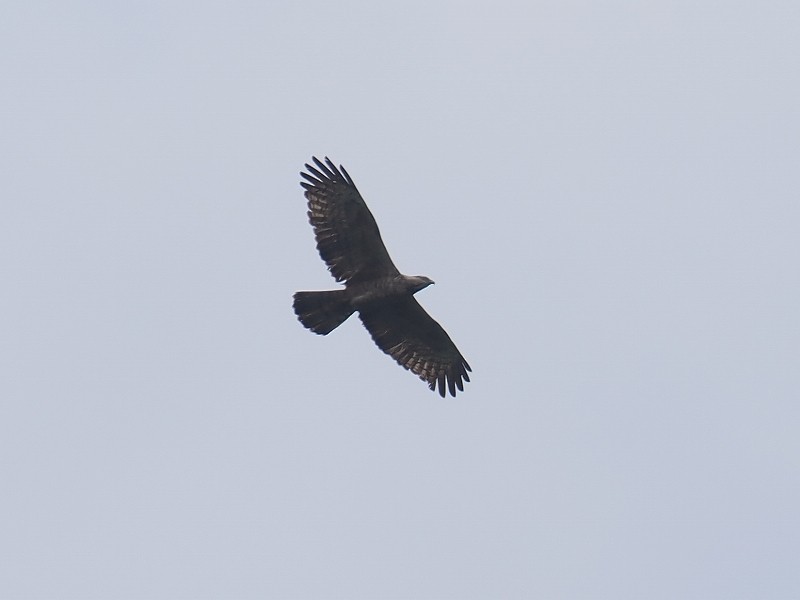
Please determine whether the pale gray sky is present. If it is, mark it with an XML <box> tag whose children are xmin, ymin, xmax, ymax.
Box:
<box><xmin>2</xmin><ymin>1</ymin><xmax>799</xmax><ymax>598</ymax></box>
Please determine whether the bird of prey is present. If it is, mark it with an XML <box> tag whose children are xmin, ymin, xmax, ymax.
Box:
<box><xmin>293</xmin><ymin>157</ymin><xmax>471</xmax><ymax>397</ymax></box>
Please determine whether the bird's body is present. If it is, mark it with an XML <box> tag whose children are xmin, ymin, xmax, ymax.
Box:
<box><xmin>293</xmin><ymin>157</ymin><xmax>471</xmax><ymax>397</ymax></box>
<box><xmin>348</xmin><ymin>275</ymin><xmax>433</xmax><ymax>306</ymax></box>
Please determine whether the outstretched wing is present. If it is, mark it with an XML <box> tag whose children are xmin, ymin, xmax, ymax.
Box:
<box><xmin>300</xmin><ymin>157</ymin><xmax>400</xmax><ymax>284</ymax></box>
<box><xmin>359</xmin><ymin>298</ymin><xmax>471</xmax><ymax>397</ymax></box>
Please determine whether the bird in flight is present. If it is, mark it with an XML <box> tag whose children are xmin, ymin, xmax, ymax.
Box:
<box><xmin>293</xmin><ymin>157</ymin><xmax>471</xmax><ymax>397</ymax></box>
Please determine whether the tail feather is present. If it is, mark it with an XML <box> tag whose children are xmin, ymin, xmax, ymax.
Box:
<box><xmin>293</xmin><ymin>290</ymin><xmax>353</xmax><ymax>335</ymax></box>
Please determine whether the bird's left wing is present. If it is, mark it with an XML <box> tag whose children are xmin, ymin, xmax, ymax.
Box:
<box><xmin>359</xmin><ymin>298</ymin><xmax>471</xmax><ymax>397</ymax></box>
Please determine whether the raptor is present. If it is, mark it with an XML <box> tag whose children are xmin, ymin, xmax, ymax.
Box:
<box><xmin>293</xmin><ymin>157</ymin><xmax>471</xmax><ymax>397</ymax></box>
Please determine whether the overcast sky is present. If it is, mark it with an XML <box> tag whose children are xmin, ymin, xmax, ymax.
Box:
<box><xmin>2</xmin><ymin>1</ymin><xmax>799</xmax><ymax>599</ymax></box>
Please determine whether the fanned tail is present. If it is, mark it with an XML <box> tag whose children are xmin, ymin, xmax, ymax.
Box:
<box><xmin>293</xmin><ymin>290</ymin><xmax>354</xmax><ymax>335</ymax></box>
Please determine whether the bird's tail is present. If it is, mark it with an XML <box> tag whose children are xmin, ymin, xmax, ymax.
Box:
<box><xmin>293</xmin><ymin>290</ymin><xmax>354</xmax><ymax>335</ymax></box>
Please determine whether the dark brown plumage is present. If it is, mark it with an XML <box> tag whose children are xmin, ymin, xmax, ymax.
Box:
<box><xmin>293</xmin><ymin>157</ymin><xmax>471</xmax><ymax>397</ymax></box>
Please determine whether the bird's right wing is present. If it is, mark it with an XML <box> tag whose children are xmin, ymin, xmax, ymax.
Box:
<box><xmin>300</xmin><ymin>157</ymin><xmax>400</xmax><ymax>284</ymax></box>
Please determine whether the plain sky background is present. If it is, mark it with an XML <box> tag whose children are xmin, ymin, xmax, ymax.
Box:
<box><xmin>2</xmin><ymin>1</ymin><xmax>799</xmax><ymax>598</ymax></box>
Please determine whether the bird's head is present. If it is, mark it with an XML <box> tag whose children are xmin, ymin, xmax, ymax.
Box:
<box><xmin>408</xmin><ymin>275</ymin><xmax>435</xmax><ymax>293</ymax></box>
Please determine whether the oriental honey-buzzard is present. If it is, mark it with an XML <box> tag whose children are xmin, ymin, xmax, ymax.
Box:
<box><xmin>293</xmin><ymin>157</ymin><xmax>471</xmax><ymax>397</ymax></box>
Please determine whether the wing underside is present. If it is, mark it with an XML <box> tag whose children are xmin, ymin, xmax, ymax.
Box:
<box><xmin>358</xmin><ymin>297</ymin><xmax>471</xmax><ymax>397</ymax></box>
<box><xmin>300</xmin><ymin>157</ymin><xmax>400</xmax><ymax>284</ymax></box>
